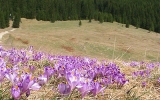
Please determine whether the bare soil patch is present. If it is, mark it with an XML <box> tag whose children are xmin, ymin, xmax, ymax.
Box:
<box><xmin>70</xmin><ymin>38</ymin><xmax>76</xmax><ymax>41</ymax></box>
<box><xmin>61</xmin><ymin>45</ymin><xmax>74</xmax><ymax>52</ymax></box>
<box><xmin>15</xmin><ymin>37</ymin><xmax>29</xmax><ymax>44</ymax></box>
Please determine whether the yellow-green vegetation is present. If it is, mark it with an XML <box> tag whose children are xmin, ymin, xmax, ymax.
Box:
<box><xmin>1</xmin><ymin>18</ymin><xmax>160</xmax><ymax>61</ymax></box>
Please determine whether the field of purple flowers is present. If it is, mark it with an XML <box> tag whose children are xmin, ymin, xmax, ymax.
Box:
<box><xmin>0</xmin><ymin>46</ymin><xmax>159</xmax><ymax>100</ymax></box>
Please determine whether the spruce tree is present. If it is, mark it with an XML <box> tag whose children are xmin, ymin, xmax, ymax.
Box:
<box><xmin>94</xmin><ymin>11</ymin><xmax>99</xmax><ymax>21</ymax></box>
<box><xmin>136</xmin><ymin>19</ymin><xmax>140</xmax><ymax>29</ymax></box>
<box><xmin>5</xmin><ymin>11</ymin><xmax>10</xmax><ymax>27</ymax></box>
<box><xmin>36</xmin><ymin>10</ymin><xmax>41</xmax><ymax>21</ymax></box>
<box><xmin>12</xmin><ymin>13</ymin><xmax>21</xmax><ymax>28</ymax></box>
<box><xmin>0</xmin><ymin>11</ymin><xmax>6</xmax><ymax>29</ymax></box>
<box><xmin>50</xmin><ymin>14</ymin><xmax>56</xmax><ymax>23</ymax></box>
<box><xmin>89</xmin><ymin>15</ymin><xmax>92</xmax><ymax>23</ymax></box>
<box><xmin>79</xmin><ymin>20</ymin><xmax>82</xmax><ymax>26</ymax></box>
<box><xmin>99</xmin><ymin>13</ymin><xmax>103</xmax><ymax>23</ymax></box>
<box><xmin>108</xmin><ymin>13</ymin><xmax>113</xmax><ymax>23</ymax></box>
<box><xmin>149</xmin><ymin>22</ymin><xmax>154</xmax><ymax>32</ymax></box>
<box><xmin>103</xmin><ymin>13</ymin><xmax>107</xmax><ymax>22</ymax></box>
<box><xmin>125</xmin><ymin>21</ymin><xmax>130</xmax><ymax>28</ymax></box>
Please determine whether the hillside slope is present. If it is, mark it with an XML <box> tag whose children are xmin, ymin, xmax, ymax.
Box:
<box><xmin>1</xmin><ymin>18</ymin><xmax>160</xmax><ymax>61</ymax></box>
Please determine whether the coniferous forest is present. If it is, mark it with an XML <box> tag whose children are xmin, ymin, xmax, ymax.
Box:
<box><xmin>0</xmin><ymin>0</ymin><xmax>160</xmax><ymax>33</ymax></box>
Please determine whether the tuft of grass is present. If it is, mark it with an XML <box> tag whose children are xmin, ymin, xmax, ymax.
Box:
<box><xmin>125</xmin><ymin>85</ymin><xmax>148</xmax><ymax>100</ymax></box>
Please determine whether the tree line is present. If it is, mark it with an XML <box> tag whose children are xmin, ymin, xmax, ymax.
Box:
<box><xmin>0</xmin><ymin>0</ymin><xmax>160</xmax><ymax>33</ymax></box>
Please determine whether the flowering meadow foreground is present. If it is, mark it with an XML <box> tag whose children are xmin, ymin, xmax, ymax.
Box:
<box><xmin>0</xmin><ymin>46</ymin><xmax>159</xmax><ymax>100</ymax></box>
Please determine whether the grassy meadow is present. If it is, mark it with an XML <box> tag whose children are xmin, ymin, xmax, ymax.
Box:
<box><xmin>0</xmin><ymin>19</ymin><xmax>160</xmax><ymax>100</ymax></box>
<box><xmin>1</xmin><ymin>18</ymin><xmax>160</xmax><ymax>61</ymax></box>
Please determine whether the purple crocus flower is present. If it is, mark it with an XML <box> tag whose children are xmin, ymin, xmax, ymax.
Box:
<box><xmin>77</xmin><ymin>82</ymin><xmax>93</xmax><ymax>98</ymax></box>
<box><xmin>66</xmin><ymin>72</ymin><xmax>80</xmax><ymax>90</ymax></box>
<box><xmin>158</xmin><ymin>78</ymin><xmax>160</xmax><ymax>83</ymax></box>
<box><xmin>142</xmin><ymin>82</ymin><xmax>146</xmax><ymax>87</ymax></box>
<box><xmin>11</xmin><ymin>74</ymin><xmax>41</xmax><ymax>99</ymax></box>
<box><xmin>58</xmin><ymin>83</ymin><xmax>71</xmax><ymax>95</ymax></box>
<box><xmin>91</xmin><ymin>82</ymin><xmax>106</xmax><ymax>96</ymax></box>
<box><xmin>21</xmin><ymin>74</ymin><xmax>41</xmax><ymax>93</ymax></box>
<box><xmin>145</xmin><ymin>70</ymin><xmax>151</xmax><ymax>77</ymax></box>
<box><xmin>11</xmin><ymin>85</ymin><xmax>21</xmax><ymax>100</ymax></box>
<box><xmin>29</xmin><ymin>66</ymin><xmax>36</xmax><ymax>73</ymax></box>
<box><xmin>32</xmin><ymin>52</ymin><xmax>43</xmax><ymax>61</ymax></box>
<box><xmin>38</xmin><ymin>74</ymin><xmax>48</xmax><ymax>86</ymax></box>
<box><xmin>132</xmin><ymin>72</ymin><xmax>139</xmax><ymax>78</ymax></box>
<box><xmin>28</xmin><ymin>46</ymin><xmax>33</xmax><ymax>53</ymax></box>
<box><xmin>0</xmin><ymin>58</ymin><xmax>6</xmax><ymax>67</ymax></box>
<box><xmin>146</xmin><ymin>63</ymin><xmax>154</xmax><ymax>69</ymax></box>
<box><xmin>139</xmin><ymin>70</ymin><xmax>144</xmax><ymax>77</ymax></box>
<box><xmin>44</xmin><ymin>66</ymin><xmax>55</xmax><ymax>79</ymax></box>
<box><xmin>130</xmin><ymin>61</ymin><xmax>139</xmax><ymax>67</ymax></box>
<box><xmin>5</xmin><ymin>73</ymin><xmax>18</xmax><ymax>85</ymax></box>
<box><xmin>0</xmin><ymin>58</ymin><xmax>6</xmax><ymax>82</ymax></box>
<box><xmin>84</xmin><ymin>57</ymin><xmax>90</xmax><ymax>63</ymax></box>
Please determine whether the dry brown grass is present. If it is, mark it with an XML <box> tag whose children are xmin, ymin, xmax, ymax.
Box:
<box><xmin>1</xmin><ymin>18</ymin><xmax>160</xmax><ymax>61</ymax></box>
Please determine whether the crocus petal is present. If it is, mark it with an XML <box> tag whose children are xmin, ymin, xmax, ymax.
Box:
<box><xmin>38</xmin><ymin>75</ymin><xmax>47</xmax><ymax>85</ymax></box>
<box><xmin>11</xmin><ymin>86</ymin><xmax>21</xmax><ymax>99</ymax></box>
<box><xmin>58</xmin><ymin>83</ymin><xmax>71</xmax><ymax>95</ymax></box>
<box><xmin>77</xmin><ymin>83</ymin><xmax>93</xmax><ymax>98</ymax></box>
<box><xmin>29</xmin><ymin>66</ymin><xmax>36</xmax><ymax>73</ymax></box>
<box><xmin>22</xmin><ymin>75</ymin><xmax>30</xmax><ymax>92</ymax></box>
<box><xmin>27</xmin><ymin>79</ymin><xmax>35</xmax><ymax>90</ymax></box>
<box><xmin>30</xmin><ymin>83</ymin><xmax>41</xmax><ymax>90</ymax></box>
<box><xmin>142</xmin><ymin>82</ymin><xmax>146</xmax><ymax>87</ymax></box>
<box><xmin>91</xmin><ymin>82</ymin><xmax>106</xmax><ymax>96</ymax></box>
<box><xmin>158</xmin><ymin>78</ymin><xmax>160</xmax><ymax>83</ymax></box>
<box><xmin>5</xmin><ymin>73</ymin><xmax>18</xmax><ymax>85</ymax></box>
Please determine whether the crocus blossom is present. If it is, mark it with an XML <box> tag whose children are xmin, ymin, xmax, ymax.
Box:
<box><xmin>11</xmin><ymin>85</ymin><xmax>21</xmax><ymax>100</ymax></box>
<box><xmin>58</xmin><ymin>83</ymin><xmax>71</xmax><ymax>95</ymax></box>
<box><xmin>158</xmin><ymin>78</ymin><xmax>160</xmax><ymax>83</ymax></box>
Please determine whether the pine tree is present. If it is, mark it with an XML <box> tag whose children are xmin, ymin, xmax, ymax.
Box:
<box><xmin>5</xmin><ymin>11</ymin><xmax>10</xmax><ymax>27</ymax></box>
<box><xmin>12</xmin><ymin>13</ymin><xmax>21</xmax><ymax>28</ymax></box>
<box><xmin>94</xmin><ymin>11</ymin><xmax>99</xmax><ymax>21</ymax></box>
<box><xmin>50</xmin><ymin>14</ymin><xmax>56</xmax><ymax>23</ymax></box>
<box><xmin>20</xmin><ymin>0</ymin><xmax>27</xmax><ymax>18</ymax></box>
<box><xmin>99</xmin><ymin>13</ymin><xmax>103</xmax><ymax>23</ymax></box>
<box><xmin>136</xmin><ymin>18</ymin><xmax>140</xmax><ymax>29</ymax></box>
<box><xmin>0</xmin><ymin>11</ymin><xmax>6</xmax><ymax>29</ymax></box>
<box><xmin>79</xmin><ymin>20</ymin><xmax>82</xmax><ymax>26</ymax></box>
<box><xmin>36</xmin><ymin>10</ymin><xmax>41</xmax><ymax>21</ymax></box>
<box><xmin>136</xmin><ymin>22</ymin><xmax>139</xmax><ymax>29</ymax></box>
<box><xmin>89</xmin><ymin>15</ymin><xmax>92</xmax><ymax>23</ymax></box>
<box><xmin>108</xmin><ymin>13</ymin><xmax>113</xmax><ymax>23</ymax></box>
<box><xmin>81</xmin><ymin>1</ymin><xmax>89</xmax><ymax>19</ymax></box>
<box><xmin>103</xmin><ymin>13</ymin><xmax>107</xmax><ymax>22</ymax></box>
<box><xmin>126</xmin><ymin>21</ymin><xmax>130</xmax><ymax>28</ymax></box>
<box><xmin>149</xmin><ymin>22</ymin><xmax>154</xmax><ymax>32</ymax></box>
<box><xmin>88</xmin><ymin>0</ymin><xmax>95</xmax><ymax>20</ymax></box>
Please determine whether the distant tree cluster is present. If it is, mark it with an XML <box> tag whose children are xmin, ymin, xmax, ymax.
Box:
<box><xmin>0</xmin><ymin>0</ymin><xmax>160</xmax><ymax>32</ymax></box>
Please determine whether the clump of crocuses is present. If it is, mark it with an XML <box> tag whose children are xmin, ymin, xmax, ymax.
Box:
<box><xmin>0</xmin><ymin>46</ymin><xmax>129</xmax><ymax>99</ymax></box>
